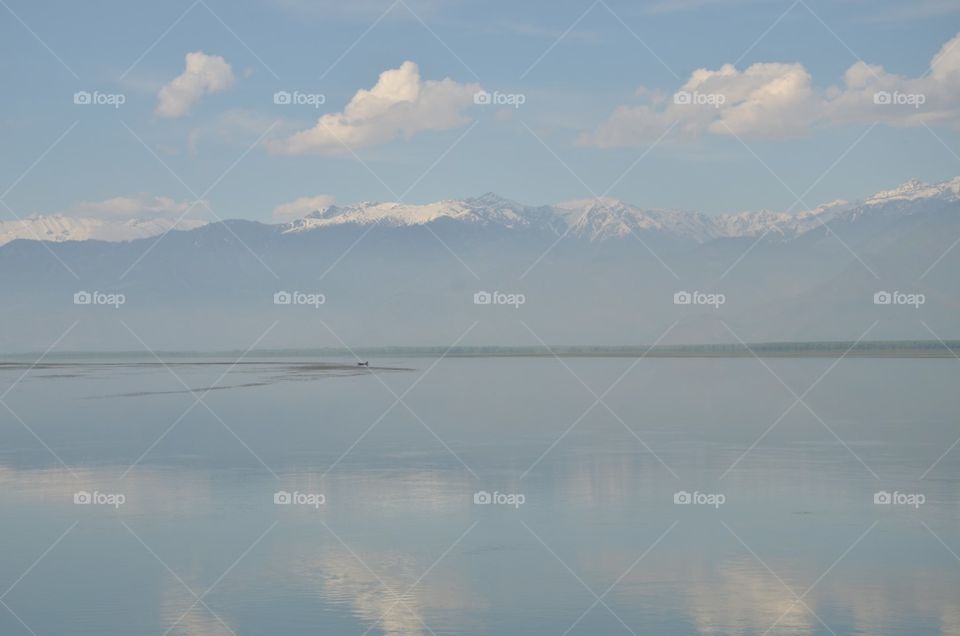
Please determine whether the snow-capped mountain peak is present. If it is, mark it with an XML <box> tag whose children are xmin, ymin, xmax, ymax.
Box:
<box><xmin>555</xmin><ymin>198</ymin><xmax>718</xmax><ymax>242</ymax></box>
<box><xmin>278</xmin><ymin>177</ymin><xmax>960</xmax><ymax>243</ymax></box>
<box><xmin>3</xmin><ymin>177</ymin><xmax>957</xmax><ymax>248</ymax></box>
<box><xmin>282</xmin><ymin>193</ymin><xmax>564</xmax><ymax>234</ymax></box>
<box><xmin>0</xmin><ymin>215</ymin><xmax>205</xmax><ymax>247</ymax></box>
<box><xmin>865</xmin><ymin>177</ymin><xmax>960</xmax><ymax>205</ymax></box>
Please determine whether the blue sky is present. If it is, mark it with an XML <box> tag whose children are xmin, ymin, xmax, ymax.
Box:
<box><xmin>2</xmin><ymin>0</ymin><xmax>959</xmax><ymax>225</ymax></box>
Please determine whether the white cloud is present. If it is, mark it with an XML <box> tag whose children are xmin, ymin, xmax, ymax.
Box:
<box><xmin>0</xmin><ymin>195</ymin><xmax>207</xmax><ymax>246</ymax></box>
<box><xmin>65</xmin><ymin>195</ymin><xmax>201</xmax><ymax>221</ymax></box>
<box><xmin>155</xmin><ymin>52</ymin><xmax>236</xmax><ymax>119</ymax></box>
<box><xmin>268</xmin><ymin>61</ymin><xmax>480</xmax><ymax>155</ymax></box>
<box><xmin>579</xmin><ymin>31</ymin><xmax>960</xmax><ymax>147</ymax></box>
<box><xmin>578</xmin><ymin>62</ymin><xmax>818</xmax><ymax>147</ymax></box>
<box><xmin>825</xmin><ymin>33</ymin><xmax>960</xmax><ymax>128</ymax></box>
<box><xmin>272</xmin><ymin>194</ymin><xmax>336</xmax><ymax>223</ymax></box>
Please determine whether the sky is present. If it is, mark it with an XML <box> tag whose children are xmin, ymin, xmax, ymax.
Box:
<box><xmin>1</xmin><ymin>0</ymin><xmax>959</xmax><ymax>227</ymax></box>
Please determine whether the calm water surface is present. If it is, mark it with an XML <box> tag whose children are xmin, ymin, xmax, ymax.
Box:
<box><xmin>0</xmin><ymin>356</ymin><xmax>958</xmax><ymax>635</ymax></box>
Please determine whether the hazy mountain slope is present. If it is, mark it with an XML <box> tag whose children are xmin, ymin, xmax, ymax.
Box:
<box><xmin>0</xmin><ymin>178</ymin><xmax>957</xmax><ymax>351</ymax></box>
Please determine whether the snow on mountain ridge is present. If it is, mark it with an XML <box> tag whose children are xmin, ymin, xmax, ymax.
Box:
<box><xmin>555</xmin><ymin>199</ymin><xmax>718</xmax><ymax>242</ymax></box>
<box><xmin>3</xmin><ymin>178</ymin><xmax>956</xmax><ymax>247</ymax></box>
<box><xmin>282</xmin><ymin>193</ymin><xmax>563</xmax><ymax>234</ymax></box>
<box><xmin>525</xmin><ymin>176</ymin><xmax>957</xmax><ymax>241</ymax></box>
<box><xmin>712</xmin><ymin>199</ymin><xmax>855</xmax><ymax>239</ymax></box>
<box><xmin>0</xmin><ymin>215</ymin><xmax>206</xmax><ymax>247</ymax></box>
<box><xmin>864</xmin><ymin>176</ymin><xmax>960</xmax><ymax>205</ymax></box>
<box><xmin>282</xmin><ymin>176</ymin><xmax>957</xmax><ymax>243</ymax></box>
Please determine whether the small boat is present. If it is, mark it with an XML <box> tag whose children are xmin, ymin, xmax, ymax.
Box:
<box><xmin>357</xmin><ymin>361</ymin><xmax>369</xmax><ymax>367</ymax></box>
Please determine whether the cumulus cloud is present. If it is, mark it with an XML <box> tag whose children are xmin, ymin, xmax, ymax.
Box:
<box><xmin>579</xmin><ymin>31</ymin><xmax>960</xmax><ymax>147</ymax></box>
<box><xmin>268</xmin><ymin>61</ymin><xmax>480</xmax><ymax>155</ymax></box>
<box><xmin>272</xmin><ymin>194</ymin><xmax>336</xmax><ymax>223</ymax></box>
<box><xmin>156</xmin><ymin>52</ymin><xmax>236</xmax><ymax>119</ymax></box>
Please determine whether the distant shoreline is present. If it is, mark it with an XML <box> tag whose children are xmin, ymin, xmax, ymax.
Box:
<box><xmin>2</xmin><ymin>340</ymin><xmax>958</xmax><ymax>361</ymax></box>
<box><xmin>444</xmin><ymin>350</ymin><xmax>959</xmax><ymax>359</ymax></box>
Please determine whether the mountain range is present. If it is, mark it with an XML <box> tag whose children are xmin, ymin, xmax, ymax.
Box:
<box><xmin>1</xmin><ymin>177</ymin><xmax>958</xmax><ymax>351</ymax></box>
<box><xmin>5</xmin><ymin>177</ymin><xmax>959</xmax><ymax>247</ymax></box>
<box><xmin>281</xmin><ymin>177</ymin><xmax>960</xmax><ymax>243</ymax></box>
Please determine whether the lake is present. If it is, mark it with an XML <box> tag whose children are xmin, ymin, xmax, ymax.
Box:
<box><xmin>0</xmin><ymin>355</ymin><xmax>957</xmax><ymax>635</ymax></box>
